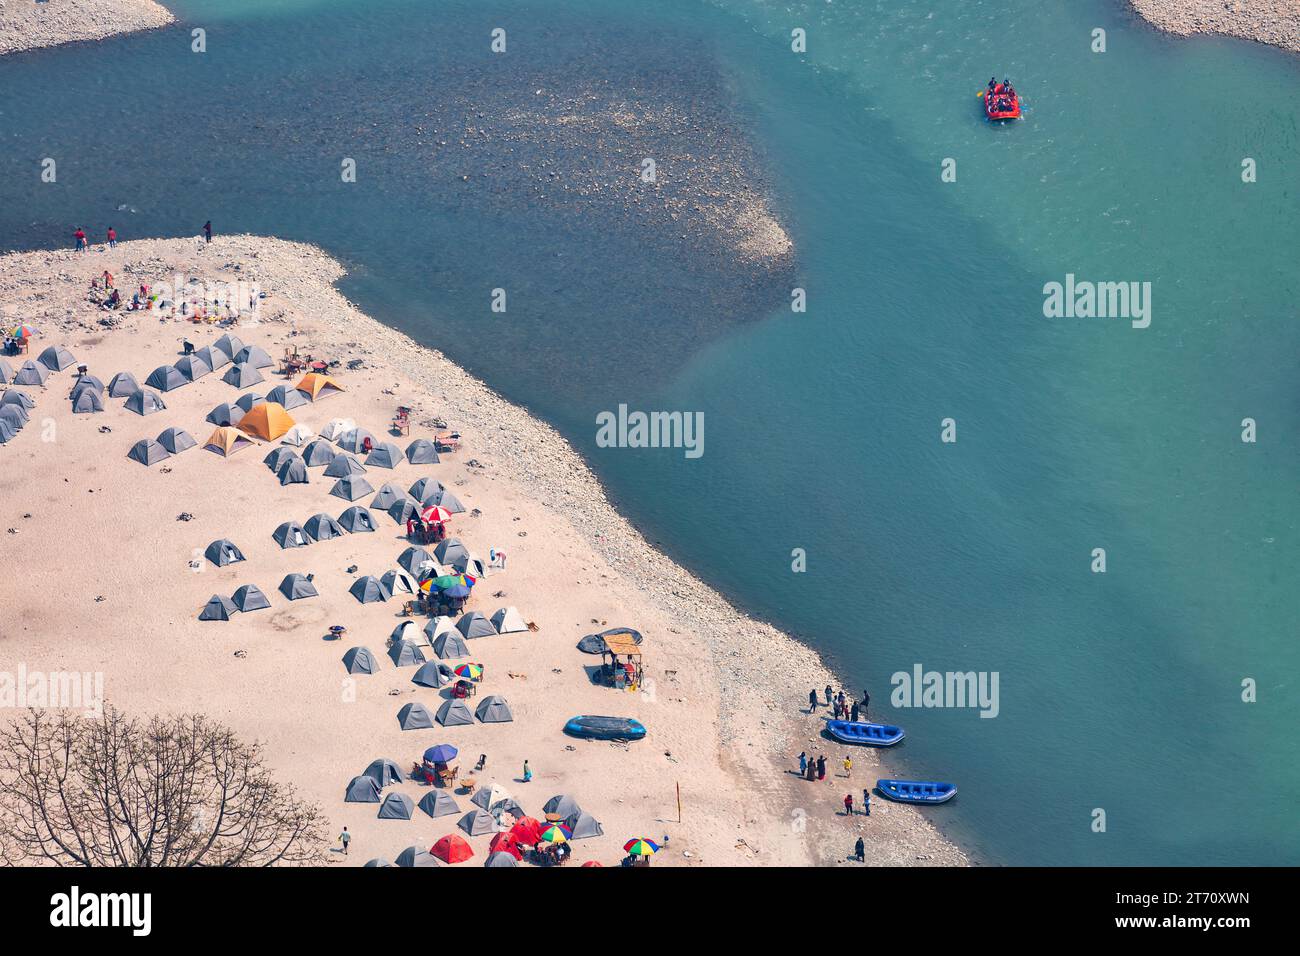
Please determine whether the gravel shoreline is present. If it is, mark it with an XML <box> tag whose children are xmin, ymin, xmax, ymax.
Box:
<box><xmin>0</xmin><ymin>0</ymin><xmax>173</xmax><ymax>56</ymax></box>
<box><xmin>1130</xmin><ymin>0</ymin><xmax>1300</xmax><ymax>54</ymax></box>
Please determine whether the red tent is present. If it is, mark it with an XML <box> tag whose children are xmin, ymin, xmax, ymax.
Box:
<box><xmin>510</xmin><ymin>816</ymin><xmax>543</xmax><ymax>845</ymax></box>
<box><xmin>431</xmin><ymin>834</ymin><xmax>474</xmax><ymax>864</ymax></box>
<box><xmin>488</xmin><ymin>832</ymin><xmax>522</xmax><ymax>860</ymax></box>
<box><xmin>581</xmin><ymin>861</ymin><xmax>603</xmax><ymax>867</ymax></box>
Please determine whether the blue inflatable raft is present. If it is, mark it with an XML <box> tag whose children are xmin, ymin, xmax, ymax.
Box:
<box><xmin>563</xmin><ymin>715</ymin><xmax>647</xmax><ymax>741</ymax></box>
<box><xmin>823</xmin><ymin>718</ymin><xmax>904</xmax><ymax>747</ymax></box>
<box><xmin>876</xmin><ymin>779</ymin><xmax>957</xmax><ymax>804</ymax></box>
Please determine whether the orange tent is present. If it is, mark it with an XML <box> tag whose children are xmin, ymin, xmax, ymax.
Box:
<box><xmin>204</xmin><ymin>426</ymin><xmax>253</xmax><ymax>457</ymax></box>
<box><xmin>294</xmin><ymin>372</ymin><xmax>344</xmax><ymax>401</ymax></box>
<box><xmin>238</xmin><ymin>402</ymin><xmax>295</xmax><ymax>441</ymax></box>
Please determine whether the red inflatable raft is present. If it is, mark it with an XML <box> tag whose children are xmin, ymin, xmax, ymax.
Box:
<box><xmin>983</xmin><ymin>84</ymin><xmax>1021</xmax><ymax>120</ymax></box>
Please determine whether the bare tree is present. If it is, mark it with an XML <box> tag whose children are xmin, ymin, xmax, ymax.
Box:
<box><xmin>0</xmin><ymin>707</ymin><xmax>327</xmax><ymax>867</ymax></box>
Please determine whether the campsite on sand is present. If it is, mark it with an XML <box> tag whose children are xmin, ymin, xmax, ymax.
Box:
<box><xmin>0</xmin><ymin>234</ymin><xmax>965</xmax><ymax>867</ymax></box>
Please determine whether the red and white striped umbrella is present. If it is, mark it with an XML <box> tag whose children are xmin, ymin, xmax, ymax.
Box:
<box><xmin>419</xmin><ymin>505</ymin><xmax>452</xmax><ymax>524</ymax></box>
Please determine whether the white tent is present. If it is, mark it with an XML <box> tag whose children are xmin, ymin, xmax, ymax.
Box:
<box><xmin>491</xmin><ymin>606</ymin><xmax>528</xmax><ymax>634</ymax></box>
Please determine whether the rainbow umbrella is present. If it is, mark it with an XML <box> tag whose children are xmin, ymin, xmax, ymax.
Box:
<box><xmin>453</xmin><ymin>663</ymin><xmax>482</xmax><ymax>680</ymax></box>
<box><xmin>427</xmin><ymin>574</ymin><xmax>471</xmax><ymax>592</ymax></box>
<box><xmin>538</xmin><ymin>823</ymin><xmax>571</xmax><ymax>845</ymax></box>
<box><xmin>623</xmin><ymin>838</ymin><xmax>659</xmax><ymax>856</ymax></box>
<box><xmin>7</xmin><ymin>324</ymin><xmax>37</xmax><ymax>339</ymax></box>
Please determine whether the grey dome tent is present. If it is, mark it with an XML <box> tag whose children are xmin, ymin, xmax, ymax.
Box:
<box><xmin>424</xmin><ymin>488</ymin><xmax>466</xmax><ymax>514</ymax></box>
<box><xmin>231</xmin><ymin>584</ymin><xmax>271</xmax><ymax>612</ymax></box>
<box><xmin>0</xmin><ymin>358</ymin><xmax>13</xmax><ymax>385</ymax></box>
<box><xmin>564</xmin><ymin>810</ymin><xmax>604</xmax><ymax>840</ymax></box>
<box><xmin>222</xmin><ymin>362</ymin><xmax>263</xmax><ymax>388</ymax></box>
<box><xmin>397</xmin><ymin>702</ymin><xmax>434</xmax><ymax>731</ymax></box>
<box><xmin>264</xmin><ymin>446</ymin><xmax>300</xmax><ymax>472</ymax></box>
<box><xmin>388</xmin><ymin>639</ymin><xmax>426</xmax><ymax>667</ymax></box>
<box><xmin>107</xmin><ymin>371</ymin><xmax>139</xmax><ymax>397</ymax></box>
<box><xmin>435</xmin><ymin>699</ymin><xmax>473</xmax><ymax>727</ymax></box>
<box><xmin>301</xmin><ymin>439</ymin><xmax>337</xmax><ymax>467</ymax></box>
<box><xmin>485</xmin><ymin>851</ymin><xmax>518</xmax><ymax>868</ymax></box>
<box><xmin>491</xmin><ymin>607</ymin><xmax>528</xmax><ymax>634</ymax></box>
<box><xmin>434</xmin><ymin>538</ymin><xmax>471</xmax><ymax>566</ymax></box>
<box><xmin>475</xmin><ymin>695</ymin><xmax>514</xmax><ymax>724</ymax></box>
<box><xmin>71</xmin><ymin>389</ymin><xmax>104</xmax><ymax>414</ymax></box>
<box><xmin>387</xmin><ymin>498</ymin><xmax>420</xmax><ymax>525</ymax></box>
<box><xmin>278</xmin><ymin>459</ymin><xmax>309</xmax><ymax>485</ymax></box>
<box><xmin>324</xmin><ymin>451</ymin><xmax>366</xmax><ymax>478</ymax></box>
<box><xmin>233</xmin><ymin>345</ymin><xmax>274</xmax><ymax>369</ymax></box>
<box><xmin>364</xmin><ymin>442</ymin><xmax>404</xmax><ymax>469</ymax></box>
<box><xmin>381</xmin><ymin>569</ymin><xmax>419</xmax><ymax>597</ymax></box>
<box><xmin>37</xmin><ymin>345</ymin><xmax>76</xmax><ymax>371</ymax></box>
<box><xmin>70</xmin><ymin>375</ymin><xmax>103</xmax><ymax>397</ymax></box>
<box><xmin>409</xmin><ymin>477</ymin><xmax>443</xmax><ymax>500</ymax></box>
<box><xmin>342</xmin><ymin>646</ymin><xmax>380</xmax><ymax>675</ymax></box>
<box><xmin>266</xmin><ymin>384</ymin><xmax>309</xmax><ymax>410</ymax></box>
<box><xmin>198</xmin><ymin>594</ymin><xmax>237</xmax><ymax>621</ymax></box>
<box><xmin>577</xmin><ymin>627</ymin><xmax>643</xmax><ymax>655</ymax></box>
<box><xmin>127</xmin><ymin>438</ymin><xmax>170</xmax><ymax>466</ymax></box>
<box><xmin>2</xmin><ymin>389</ymin><xmax>34</xmax><ymax>409</ymax></box>
<box><xmin>432</xmin><ymin>631</ymin><xmax>471</xmax><ymax>660</ymax></box>
<box><xmin>377</xmin><ymin>792</ymin><xmax>414</xmax><ymax>820</ymax></box>
<box><xmin>350</xmin><ymin>575</ymin><xmax>390</xmax><ymax>604</ymax></box>
<box><xmin>206</xmin><ymin>402</ymin><xmax>240</xmax><ymax>426</ymax></box>
<box><xmin>458</xmin><ymin>809</ymin><xmax>496</xmax><ymax>837</ymax></box>
<box><xmin>406</xmin><ymin>438</ymin><xmax>440</xmax><ymax>465</ymax></box>
<box><xmin>394</xmin><ymin>846</ymin><xmax>438</xmax><ymax>867</ymax></box>
<box><xmin>363</xmin><ymin>758</ymin><xmax>404</xmax><ymax>789</ymax></box>
<box><xmin>194</xmin><ymin>345</ymin><xmax>228</xmax><ymax>371</ymax></box>
<box><xmin>204</xmin><ymin>538</ymin><xmax>245</xmax><ymax>567</ymax></box>
<box><xmin>418</xmin><ymin>790</ymin><xmax>461</xmax><ymax>819</ymax></box>
<box><xmin>423</xmin><ymin>617</ymin><xmax>454</xmax><ymax>644</ymax></box>
<box><xmin>471</xmin><ymin>784</ymin><xmax>513</xmax><ymax>813</ymax></box>
<box><xmin>0</xmin><ymin>420</ymin><xmax>17</xmax><ymax>444</ymax></box>
<box><xmin>234</xmin><ymin>392</ymin><xmax>265</xmax><ymax>414</ymax></box>
<box><xmin>13</xmin><ymin>361</ymin><xmax>48</xmax><ymax>386</ymax></box>
<box><xmin>337</xmin><ymin>427</ymin><xmax>377</xmax><ymax>454</ymax></box>
<box><xmin>456</xmin><ymin>612</ymin><xmax>497</xmax><ymax>640</ymax></box>
<box><xmin>363</xmin><ymin>858</ymin><xmax>393</xmax><ymax>868</ymax></box>
<box><xmin>273</xmin><ymin>521</ymin><xmax>310</xmax><ymax>549</ymax></box>
<box><xmin>412</xmin><ymin>660</ymin><xmax>453</xmax><ymax>689</ymax></box>
<box><xmin>304</xmin><ymin>513</ymin><xmax>345</xmax><ymax>541</ymax></box>
<box><xmin>391</xmin><ymin>620</ymin><xmax>422</xmax><ymax>646</ymax></box>
<box><xmin>397</xmin><ymin>546</ymin><xmax>434</xmax><ymax>576</ymax></box>
<box><xmin>371</xmin><ymin>483</ymin><xmax>408</xmax><ymax>511</ymax></box>
<box><xmin>211</xmin><ymin>333</ymin><xmax>244</xmax><ymax>361</ymax></box>
<box><xmin>0</xmin><ymin>405</ymin><xmax>28</xmax><ymax>429</ymax></box>
<box><xmin>279</xmin><ymin>573</ymin><xmax>318</xmax><ymax>601</ymax></box>
<box><xmin>345</xmin><ymin>775</ymin><xmax>381</xmax><ymax>803</ymax></box>
<box><xmin>337</xmin><ymin>506</ymin><xmax>376</xmax><ymax>533</ymax></box>
<box><xmin>157</xmin><ymin>427</ymin><xmax>196</xmax><ymax>454</ymax></box>
<box><xmin>543</xmin><ymin>794</ymin><xmax>583</xmax><ymax>822</ymax></box>
<box><xmin>124</xmin><ymin>389</ymin><xmax>166</xmax><ymax>416</ymax></box>
<box><xmin>175</xmin><ymin>355</ymin><xmax>211</xmax><ymax>381</ymax></box>
<box><xmin>145</xmin><ymin>364</ymin><xmax>187</xmax><ymax>392</ymax></box>
<box><xmin>331</xmin><ymin>475</ymin><xmax>373</xmax><ymax>502</ymax></box>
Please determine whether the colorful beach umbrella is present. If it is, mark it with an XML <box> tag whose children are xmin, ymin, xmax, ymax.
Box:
<box><xmin>420</xmin><ymin>505</ymin><xmax>452</xmax><ymax>524</ymax></box>
<box><xmin>538</xmin><ymin>823</ymin><xmax>572</xmax><ymax>845</ymax></box>
<box><xmin>444</xmin><ymin>584</ymin><xmax>472</xmax><ymax>599</ymax></box>
<box><xmin>452</xmin><ymin>663</ymin><xmax>482</xmax><ymax>680</ymax></box>
<box><xmin>423</xmin><ymin>744</ymin><xmax>458</xmax><ymax>764</ymax></box>
<box><xmin>431</xmin><ymin>834</ymin><xmax>474</xmax><ymax>864</ymax></box>
<box><xmin>7</xmin><ymin>324</ymin><xmax>37</xmax><ymax>339</ymax></box>
<box><xmin>623</xmin><ymin>838</ymin><xmax>659</xmax><ymax>856</ymax></box>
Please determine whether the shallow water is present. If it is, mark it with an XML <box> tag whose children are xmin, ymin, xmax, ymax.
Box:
<box><xmin>1</xmin><ymin>0</ymin><xmax>1296</xmax><ymax>865</ymax></box>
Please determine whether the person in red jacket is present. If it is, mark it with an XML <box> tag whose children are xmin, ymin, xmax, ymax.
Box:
<box><xmin>106</xmin><ymin>226</ymin><xmax>117</xmax><ymax>247</ymax></box>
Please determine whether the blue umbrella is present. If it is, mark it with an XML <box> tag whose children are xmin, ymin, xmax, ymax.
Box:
<box><xmin>423</xmin><ymin>744</ymin><xmax>458</xmax><ymax>764</ymax></box>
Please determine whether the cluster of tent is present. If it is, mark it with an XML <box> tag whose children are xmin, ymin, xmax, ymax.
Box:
<box><xmin>1</xmin><ymin>345</ymin><xmax>81</xmax><ymax>441</ymax></box>
<box><xmin>126</xmin><ymin>427</ymin><xmax>196</xmax><ymax>466</ymax></box>
<box><xmin>394</xmin><ymin>694</ymin><xmax>514</xmax><ymax>731</ymax></box>
<box><xmin>0</xmin><ymin>386</ymin><xmax>34</xmax><ymax>444</ymax></box>
<box><xmin>197</xmin><ymin>571</ymin><xmax>321</xmax><ymax>620</ymax></box>
<box><xmin>272</xmin><ymin>509</ymin><xmax>377</xmax><ymax>552</ymax></box>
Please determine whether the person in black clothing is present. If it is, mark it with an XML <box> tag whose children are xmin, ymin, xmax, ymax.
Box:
<box><xmin>808</xmin><ymin>688</ymin><xmax>818</xmax><ymax>712</ymax></box>
<box><xmin>854</xmin><ymin>837</ymin><xmax>865</xmax><ymax>863</ymax></box>
<box><xmin>861</xmin><ymin>690</ymin><xmax>870</xmax><ymax>720</ymax></box>
<box><xmin>988</xmin><ymin>76</ymin><xmax>997</xmax><ymax>93</ymax></box>
<box><xmin>203</xmin><ymin>221</ymin><xmax>213</xmax><ymax>243</ymax></box>
<box><xmin>850</xmin><ymin>702</ymin><xmax>859</xmax><ymax>723</ymax></box>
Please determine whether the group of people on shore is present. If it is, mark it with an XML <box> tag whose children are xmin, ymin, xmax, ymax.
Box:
<box><xmin>72</xmin><ymin>220</ymin><xmax>212</xmax><ymax>253</ymax></box>
<box><xmin>808</xmin><ymin>684</ymin><xmax>869</xmax><ymax>722</ymax></box>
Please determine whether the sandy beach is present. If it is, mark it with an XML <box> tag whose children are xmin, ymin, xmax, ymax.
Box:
<box><xmin>1130</xmin><ymin>0</ymin><xmax>1300</xmax><ymax>54</ymax></box>
<box><xmin>0</xmin><ymin>0</ymin><xmax>173</xmax><ymax>55</ymax></box>
<box><xmin>0</xmin><ymin>235</ymin><xmax>968</xmax><ymax>867</ymax></box>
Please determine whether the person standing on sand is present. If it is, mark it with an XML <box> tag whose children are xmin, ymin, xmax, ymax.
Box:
<box><xmin>862</xmin><ymin>788</ymin><xmax>871</xmax><ymax>816</ymax></box>
<box><xmin>798</xmin><ymin>751</ymin><xmax>807</xmax><ymax>776</ymax></box>
<box><xmin>850</xmin><ymin>701</ymin><xmax>859</xmax><ymax>723</ymax></box>
<box><xmin>106</xmin><ymin>226</ymin><xmax>117</xmax><ymax>248</ymax></box>
<box><xmin>855</xmin><ymin>836</ymin><xmax>865</xmax><ymax>862</ymax></box>
<box><xmin>522</xmin><ymin>760</ymin><xmax>532</xmax><ymax>783</ymax></box>
<box><xmin>843</xmin><ymin>755</ymin><xmax>852</xmax><ymax>779</ymax></box>
<box><xmin>74</xmin><ymin>227</ymin><xmax>87</xmax><ymax>252</ymax></box>
<box><xmin>816</xmin><ymin>754</ymin><xmax>826</xmax><ymax>781</ymax></box>
<box><xmin>808</xmin><ymin>688</ymin><xmax>818</xmax><ymax>712</ymax></box>
<box><xmin>843</xmin><ymin>793</ymin><xmax>854</xmax><ymax>816</ymax></box>
<box><xmin>806</xmin><ymin>759</ymin><xmax>816</xmax><ymax>782</ymax></box>
<box><xmin>824</xmin><ymin>684</ymin><xmax>834</xmax><ymax>706</ymax></box>
<box><xmin>203</xmin><ymin>221</ymin><xmax>213</xmax><ymax>243</ymax></box>
<box><xmin>339</xmin><ymin>827</ymin><xmax>351</xmax><ymax>855</ymax></box>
